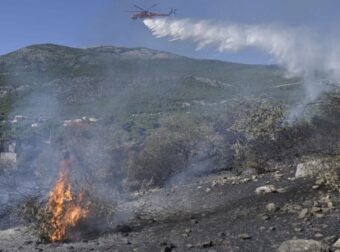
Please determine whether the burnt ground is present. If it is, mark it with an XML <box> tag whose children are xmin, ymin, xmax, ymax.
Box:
<box><xmin>0</xmin><ymin>166</ymin><xmax>339</xmax><ymax>252</ymax></box>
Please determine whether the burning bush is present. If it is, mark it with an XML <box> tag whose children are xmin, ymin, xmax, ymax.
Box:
<box><xmin>22</xmin><ymin>194</ymin><xmax>116</xmax><ymax>242</ymax></box>
<box><xmin>44</xmin><ymin>163</ymin><xmax>89</xmax><ymax>242</ymax></box>
<box><xmin>21</xmin><ymin>154</ymin><xmax>117</xmax><ymax>242</ymax></box>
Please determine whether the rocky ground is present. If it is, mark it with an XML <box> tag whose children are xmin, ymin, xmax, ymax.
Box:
<box><xmin>0</xmin><ymin>164</ymin><xmax>339</xmax><ymax>252</ymax></box>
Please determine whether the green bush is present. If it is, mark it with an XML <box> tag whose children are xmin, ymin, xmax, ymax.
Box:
<box><xmin>229</xmin><ymin>98</ymin><xmax>287</xmax><ymax>141</ymax></box>
<box><xmin>224</xmin><ymin>98</ymin><xmax>287</xmax><ymax>173</ymax></box>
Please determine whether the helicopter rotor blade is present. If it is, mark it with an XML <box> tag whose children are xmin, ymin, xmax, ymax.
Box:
<box><xmin>134</xmin><ymin>5</ymin><xmax>146</xmax><ymax>11</ymax></box>
<box><xmin>147</xmin><ymin>4</ymin><xmax>158</xmax><ymax>11</ymax></box>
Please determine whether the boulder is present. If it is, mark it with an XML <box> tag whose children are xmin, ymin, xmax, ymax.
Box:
<box><xmin>278</xmin><ymin>239</ymin><xmax>330</xmax><ymax>252</ymax></box>
<box><xmin>256</xmin><ymin>185</ymin><xmax>277</xmax><ymax>195</ymax></box>
<box><xmin>334</xmin><ymin>239</ymin><xmax>340</xmax><ymax>249</ymax></box>
<box><xmin>295</xmin><ymin>158</ymin><xmax>331</xmax><ymax>178</ymax></box>
<box><xmin>298</xmin><ymin>208</ymin><xmax>309</xmax><ymax>219</ymax></box>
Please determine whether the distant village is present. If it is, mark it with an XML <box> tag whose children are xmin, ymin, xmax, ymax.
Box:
<box><xmin>0</xmin><ymin>114</ymin><xmax>98</xmax><ymax>164</ymax></box>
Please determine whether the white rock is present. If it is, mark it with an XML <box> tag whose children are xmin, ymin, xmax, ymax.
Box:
<box><xmin>334</xmin><ymin>239</ymin><xmax>340</xmax><ymax>249</ymax></box>
<box><xmin>256</xmin><ymin>185</ymin><xmax>277</xmax><ymax>195</ymax></box>
<box><xmin>266</xmin><ymin>203</ymin><xmax>277</xmax><ymax>212</ymax></box>
<box><xmin>295</xmin><ymin>159</ymin><xmax>330</xmax><ymax>178</ymax></box>
<box><xmin>277</xmin><ymin>188</ymin><xmax>287</xmax><ymax>193</ymax></box>
<box><xmin>88</xmin><ymin>117</ymin><xmax>98</xmax><ymax>122</ymax></box>
<box><xmin>298</xmin><ymin>208</ymin><xmax>309</xmax><ymax>219</ymax></box>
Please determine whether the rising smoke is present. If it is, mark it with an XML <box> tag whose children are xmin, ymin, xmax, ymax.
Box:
<box><xmin>144</xmin><ymin>18</ymin><xmax>340</xmax><ymax>117</ymax></box>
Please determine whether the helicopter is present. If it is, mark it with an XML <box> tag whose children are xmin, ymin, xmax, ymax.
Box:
<box><xmin>126</xmin><ymin>4</ymin><xmax>177</xmax><ymax>20</ymax></box>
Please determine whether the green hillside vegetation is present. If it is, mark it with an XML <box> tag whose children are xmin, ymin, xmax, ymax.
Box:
<box><xmin>0</xmin><ymin>44</ymin><xmax>301</xmax><ymax>125</ymax></box>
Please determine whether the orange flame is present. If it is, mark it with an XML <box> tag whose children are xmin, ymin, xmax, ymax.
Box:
<box><xmin>47</xmin><ymin>158</ymin><xmax>88</xmax><ymax>242</ymax></box>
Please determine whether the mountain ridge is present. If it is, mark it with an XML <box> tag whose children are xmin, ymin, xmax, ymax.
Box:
<box><xmin>0</xmin><ymin>43</ymin><xmax>279</xmax><ymax>67</ymax></box>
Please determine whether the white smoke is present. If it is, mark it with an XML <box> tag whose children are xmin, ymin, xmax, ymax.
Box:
<box><xmin>144</xmin><ymin>18</ymin><xmax>340</xmax><ymax>117</ymax></box>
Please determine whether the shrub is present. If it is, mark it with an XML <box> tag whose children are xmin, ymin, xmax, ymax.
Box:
<box><xmin>241</xmin><ymin>150</ymin><xmax>266</xmax><ymax>174</ymax></box>
<box><xmin>229</xmin><ymin>98</ymin><xmax>287</xmax><ymax>141</ymax></box>
<box><xmin>316</xmin><ymin>168</ymin><xmax>340</xmax><ymax>192</ymax></box>
<box><xmin>21</xmin><ymin>196</ymin><xmax>52</xmax><ymax>242</ymax></box>
<box><xmin>125</xmin><ymin>115</ymin><xmax>213</xmax><ymax>189</ymax></box>
<box><xmin>225</xmin><ymin>98</ymin><xmax>287</xmax><ymax>173</ymax></box>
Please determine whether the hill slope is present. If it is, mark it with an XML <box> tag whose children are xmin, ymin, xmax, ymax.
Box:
<box><xmin>0</xmin><ymin>44</ymin><xmax>301</xmax><ymax>124</ymax></box>
<box><xmin>0</xmin><ymin>45</ymin><xmax>339</xmax><ymax>252</ymax></box>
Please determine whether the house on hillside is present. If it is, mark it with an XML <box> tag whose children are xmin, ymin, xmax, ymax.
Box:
<box><xmin>0</xmin><ymin>140</ymin><xmax>17</xmax><ymax>163</ymax></box>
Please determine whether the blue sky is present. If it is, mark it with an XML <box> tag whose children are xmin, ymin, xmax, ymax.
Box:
<box><xmin>0</xmin><ymin>0</ymin><xmax>338</xmax><ymax>64</ymax></box>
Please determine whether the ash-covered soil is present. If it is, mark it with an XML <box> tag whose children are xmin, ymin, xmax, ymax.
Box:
<box><xmin>0</xmin><ymin>166</ymin><xmax>339</xmax><ymax>252</ymax></box>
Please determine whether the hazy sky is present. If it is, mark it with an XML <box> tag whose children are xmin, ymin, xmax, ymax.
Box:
<box><xmin>0</xmin><ymin>0</ymin><xmax>338</xmax><ymax>64</ymax></box>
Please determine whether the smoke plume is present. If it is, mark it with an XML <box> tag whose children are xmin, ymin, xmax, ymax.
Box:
<box><xmin>144</xmin><ymin>18</ymin><xmax>340</xmax><ymax>116</ymax></box>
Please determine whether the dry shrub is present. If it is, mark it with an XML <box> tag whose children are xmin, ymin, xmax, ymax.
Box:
<box><xmin>125</xmin><ymin>115</ymin><xmax>203</xmax><ymax>189</ymax></box>
<box><xmin>242</xmin><ymin>150</ymin><xmax>266</xmax><ymax>174</ymax></box>
<box><xmin>316</xmin><ymin>168</ymin><xmax>340</xmax><ymax>192</ymax></box>
<box><xmin>21</xmin><ymin>196</ymin><xmax>41</xmax><ymax>224</ymax></box>
<box><xmin>21</xmin><ymin>196</ymin><xmax>52</xmax><ymax>242</ymax></box>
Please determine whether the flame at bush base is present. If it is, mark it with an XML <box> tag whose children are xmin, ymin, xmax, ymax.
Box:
<box><xmin>47</xmin><ymin>158</ymin><xmax>89</xmax><ymax>242</ymax></box>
